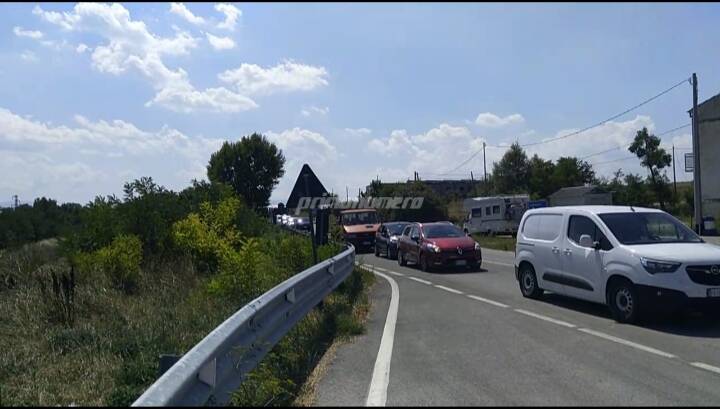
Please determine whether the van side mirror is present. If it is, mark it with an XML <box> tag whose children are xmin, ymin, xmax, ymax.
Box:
<box><xmin>579</xmin><ymin>234</ymin><xmax>595</xmax><ymax>249</ymax></box>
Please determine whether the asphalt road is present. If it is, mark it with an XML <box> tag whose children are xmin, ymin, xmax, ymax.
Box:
<box><xmin>314</xmin><ymin>247</ymin><xmax>720</xmax><ymax>406</ymax></box>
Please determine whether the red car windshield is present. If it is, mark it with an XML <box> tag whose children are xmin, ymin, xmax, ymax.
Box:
<box><xmin>424</xmin><ymin>224</ymin><xmax>464</xmax><ymax>238</ymax></box>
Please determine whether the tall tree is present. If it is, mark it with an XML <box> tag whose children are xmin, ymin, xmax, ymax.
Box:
<box><xmin>492</xmin><ymin>143</ymin><xmax>530</xmax><ymax>194</ymax></box>
<box><xmin>551</xmin><ymin>156</ymin><xmax>596</xmax><ymax>189</ymax></box>
<box><xmin>628</xmin><ymin>127</ymin><xmax>672</xmax><ymax>210</ymax></box>
<box><xmin>207</xmin><ymin>133</ymin><xmax>285</xmax><ymax>210</ymax></box>
<box><xmin>527</xmin><ymin>154</ymin><xmax>556</xmax><ymax>199</ymax></box>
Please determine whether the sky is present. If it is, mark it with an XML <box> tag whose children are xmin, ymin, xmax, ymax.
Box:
<box><xmin>1</xmin><ymin>2</ymin><xmax>720</xmax><ymax>206</ymax></box>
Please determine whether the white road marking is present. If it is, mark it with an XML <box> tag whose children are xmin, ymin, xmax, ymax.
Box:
<box><xmin>407</xmin><ymin>276</ymin><xmax>432</xmax><ymax>285</ymax></box>
<box><xmin>514</xmin><ymin>309</ymin><xmax>577</xmax><ymax>328</ymax></box>
<box><xmin>374</xmin><ymin>266</ymin><xmax>388</xmax><ymax>272</ymax></box>
<box><xmin>386</xmin><ymin>270</ymin><xmax>405</xmax><ymax>277</ymax></box>
<box><xmin>434</xmin><ymin>285</ymin><xmax>464</xmax><ymax>295</ymax></box>
<box><xmin>690</xmin><ymin>362</ymin><xmax>720</xmax><ymax>375</ymax></box>
<box><xmin>483</xmin><ymin>259</ymin><xmax>515</xmax><ymax>268</ymax></box>
<box><xmin>366</xmin><ymin>271</ymin><xmax>400</xmax><ymax>407</ymax></box>
<box><xmin>467</xmin><ymin>295</ymin><xmax>509</xmax><ymax>308</ymax></box>
<box><xmin>578</xmin><ymin>328</ymin><xmax>676</xmax><ymax>359</ymax></box>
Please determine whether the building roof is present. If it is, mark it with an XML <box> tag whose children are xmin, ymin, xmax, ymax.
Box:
<box><xmin>548</xmin><ymin>185</ymin><xmax>607</xmax><ymax>199</ymax></box>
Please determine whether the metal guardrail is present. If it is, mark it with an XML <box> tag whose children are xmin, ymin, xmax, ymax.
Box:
<box><xmin>132</xmin><ymin>244</ymin><xmax>356</xmax><ymax>407</ymax></box>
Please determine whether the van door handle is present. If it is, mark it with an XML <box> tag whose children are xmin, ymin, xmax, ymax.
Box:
<box><xmin>552</xmin><ymin>246</ymin><xmax>560</xmax><ymax>254</ymax></box>
<box><xmin>563</xmin><ymin>249</ymin><xmax>572</xmax><ymax>255</ymax></box>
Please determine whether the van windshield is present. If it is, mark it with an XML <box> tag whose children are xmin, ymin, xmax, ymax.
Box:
<box><xmin>598</xmin><ymin>212</ymin><xmax>702</xmax><ymax>245</ymax></box>
<box><xmin>341</xmin><ymin>211</ymin><xmax>378</xmax><ymax>226</ymax></box>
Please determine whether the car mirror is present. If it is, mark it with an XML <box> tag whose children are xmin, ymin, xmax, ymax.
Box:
<box><xmin>579</xmin><ymin>234</ymin><xmax>595</xmax><ymax>249</ymax></box>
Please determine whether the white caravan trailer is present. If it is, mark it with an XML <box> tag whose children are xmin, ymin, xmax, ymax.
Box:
<box><xmin>462</xmin><ymin>195</ymin><xmax>530</xmax><ymax>236</ymax></box>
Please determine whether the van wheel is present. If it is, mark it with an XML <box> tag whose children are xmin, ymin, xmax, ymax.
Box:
<box><xmin>398</xmin><ymin>250</ymin><xmax>407</xmax><ymax>266</ymax></box>
<box><xmin>519</xmin><ymin>264</ymin><xmax>543</xmax><ymax>299</ymax></box>
<box><xmin>607</xmin><ymin>279</ymin><xmax>640</xmax><ymax>324</ymax></box>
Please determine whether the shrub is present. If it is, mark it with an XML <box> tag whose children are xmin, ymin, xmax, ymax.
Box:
<box><xmin>35</xmin><ymin>263</ymin><xmax>76</xmax><ymax>327</ymax></box>
<box><xmin>82</xmin><ymin>235</ymin><xmax>143</xmax><ymax>294</ymax></box>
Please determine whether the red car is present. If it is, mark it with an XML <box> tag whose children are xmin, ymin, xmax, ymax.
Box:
<box><xmin>396</xmin><ymin>222</ymin><xmax>482</xmax><ymax>272</ymax></box>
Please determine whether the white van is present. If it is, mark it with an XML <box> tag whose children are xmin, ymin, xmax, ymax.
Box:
<box><xmin>514</xmin><ymin>205</ymin><xmax>720</xmax><ymax>323</ymax></box>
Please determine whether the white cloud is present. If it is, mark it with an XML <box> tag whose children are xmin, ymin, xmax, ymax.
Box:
<box><xmin>0</xmin><ymin>107</ymin><xmax>228</xmax><ymax>202</ymax></box>
<box><xmin>170</xmin><ymin>3</ymin><xmax>205</xmax><ymax>25</ymax></box>
<box><xmin>301</xmin><ymin>106</ymin><xmax>329</xmax><ymax>117</ymax></box>
<box><xmin>33</xmin><ymin>3</ymin><xmax>255</xmax><ymax>113</ymax></box>
<box><xmin>215</xmin><ymin>3</ymin><xmax>242</xmax><ymax>31</ymax></box>
<box><xmin>206</xmin><ymin>33</ymin><xmax>235</xmax><ymax>50</ymax></box>
<box><xmin>219</xmin><ymin>61</ymin><xmax>329</xmax><ymax>96</ymax></box>
<box><xmin>345</xmin><ymin>128</ymin><xmax>372</xmax><ymax>137</ymax></box>
<box><xmin>264</xmin><ymin>128</ymin><xmax>339</xmax><ymax>201</ymax></box>
<box><xmin>475</xmin><ymin>112</ymin><xmax>525</xmax><ymax>128</ymax></box>
<box><xmin>20</xmin><ymin>50</ymin><xmax>37</xmax><ymax>62</ymax></box>
<box><xmin>76</xmin><ymin>43</ymin><xmax>89</xmax><ymax>53</ymax></box>
<box><xmin>13</xmin><ymin>26</ymin><xmax>43</xmax><ymax>39</ymax></box>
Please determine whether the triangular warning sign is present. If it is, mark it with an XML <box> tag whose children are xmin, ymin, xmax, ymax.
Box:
<box><xmin>285</xmin><ymin>164</ymin><xmax>328</xmax><ymax>210</ymax></box>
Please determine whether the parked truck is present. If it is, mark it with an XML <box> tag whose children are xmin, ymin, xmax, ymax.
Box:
<box><xmin>462</xmin><ymin>195</ymin><xmax>529</xmax><ymax>236</ymax></box>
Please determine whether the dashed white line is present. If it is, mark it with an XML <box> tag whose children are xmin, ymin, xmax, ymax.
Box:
<box><xmin>366</xmin><ymin>271</ymin><xmax>400</xmax><ymax>406</ymax></box>
<box><xmin>690</xmin><ymin>362</ymin><xmax>720</xmax><ymax>375</ymax></box>
<box><xmin>467</xmin><ymin>295</ymin><xmax>509</xmax><ymax>308</ymax></box>
<box><xmin>578</xmin><ymin>328</ymin><xmax>676</xmax><ymax>359</ymax></box>
<box><xmin>434</xmin><ymin>285</ymin><xmax>464</xmax><ymax>295</ymax></box>
<box><xmin>407</xmin><ymin>276</ymin><xmax>432</xmax><ymax>285</ymax></box>
<box><xmin>386</xmin><ymin>270</ymin><xmax>405</xmax><ymax>277</ymax></box>
<box><xmin>514</xmin><ymin>309</ymin><xmax>577</xmax><ymax>328</ymax></box>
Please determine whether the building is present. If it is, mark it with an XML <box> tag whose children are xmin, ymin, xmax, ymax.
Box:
<box><xmin>548</xmin><ymin>185</ymin><xmax>612</xmax><ymax>207</ymax></box>
<box><xmin>366</xmin><ymin>179</ymin><xmax>481</xmax><ymax>198</ymax></box>
<box><xmin>690</xmin><ymin>93</ymin><xmax>720</xmax><ymax>221</ymax></box>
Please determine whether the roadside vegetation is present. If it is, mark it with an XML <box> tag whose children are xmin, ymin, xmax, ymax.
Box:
<box><xmin>0</xmin><ymin>133</ymin><xmax>374</xmax><ymax>406</ymax></box>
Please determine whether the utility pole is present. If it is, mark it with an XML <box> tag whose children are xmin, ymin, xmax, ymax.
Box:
<box><xmin>691</xmin><ymin>73</ymin><xmax>703</xmax><ymax>234</ymax></box>
<box><xmin>346</xmin><ymin>186</ymin><xmax>349</xmax><ymax>202</ymax></box>
<box><xmin>482</xmin><ymin>142</ymin><xmax>487</xmax><ymax>182</ymax></box>
<box><xmin>12</xmin><ymin>195</ymin><xmax>18</xmax><ymax>210</ymax></box>
<box><xmin>303</xmin><ymin>174</ymin><xmax>318</xmax><ymax>264</ymax></box>
<box><xmin>470</xmin><ymin>171</ymin><xmax>474</xmax><ymax>181</ymax></box>
<box><xmin>672</xmin><ymin>145</ymin><xmax>677</xmax><ymax>196</ymax></box>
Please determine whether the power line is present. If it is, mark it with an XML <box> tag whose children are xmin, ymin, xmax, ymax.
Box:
<box><xmin>439</xmin><ymin>77</ymin><xmax>690</xmax><ymax>176</ymax></box>
<box><xmin>520</xmin><ymin>78</ymin><xmax>689</xmax><ymax>147</ymax></box>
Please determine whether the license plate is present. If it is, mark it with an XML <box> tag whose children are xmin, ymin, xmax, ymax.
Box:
<box><xmin>455</xmin><ymin>260</ymin><xmax>467</xmax><ymax>266</ymax></box>
<box><xmin>707</xmin><ymin>288</ymin><xmax>720</xmax><ymax>298</ymax></box>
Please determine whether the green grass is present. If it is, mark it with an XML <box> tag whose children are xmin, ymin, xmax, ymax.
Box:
<box><xmin>0</xmin><ymin>237</ymin><xmax>375</xmax><ymax>406</ymax></box>
<box><xmin>472</xmin><ymin>234</ymin><xmax>516</xmax><ymax>253</ymax></box>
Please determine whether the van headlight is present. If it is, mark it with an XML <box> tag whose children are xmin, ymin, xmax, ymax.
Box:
<box><xmin>390</xmin><ymin>235</ymin><xmax>399</xmax><ymax>242</ymax></box>
<box><xmin>474</xmin><ymin>242</ymin><xmax>481</xmax><ymax>251</ymax></box>
<box><xmin>640</xmin><ymin>257</ymin><xmax>680</xmax><ymax>274</ymax></box>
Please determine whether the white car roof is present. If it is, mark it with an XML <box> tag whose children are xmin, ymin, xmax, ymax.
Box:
<box><xmin>526</xmin><ymin>205</ymin><xmax>664</xmax><ymax>215</ymax></box>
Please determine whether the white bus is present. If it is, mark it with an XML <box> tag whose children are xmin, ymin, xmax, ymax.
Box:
<box><xmin>462</xmin><ymin>195</ymin><xmax>530</xmax><ymax>236</ymax></box>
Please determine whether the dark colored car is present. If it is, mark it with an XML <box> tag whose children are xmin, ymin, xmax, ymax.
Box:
<box><xmin>397</xmin><ymin>222</ymin><xmax>482</xmax><ymax>272</ymax></box>
<box><xmin>374</xmin><ymin>221</ymin><xmax>412</xmax><ymax>259</ymax></box>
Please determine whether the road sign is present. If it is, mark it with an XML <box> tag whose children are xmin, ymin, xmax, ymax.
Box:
<box><xmin>685</xmin><ymin>153</ymin><xmax>694</xmax><ymax>172</ymax></box>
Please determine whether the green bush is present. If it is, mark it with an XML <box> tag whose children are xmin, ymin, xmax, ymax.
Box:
<box><xmin>78</xmin><ymin>234</ymin><xmax>143</xmax><ymax>294</ymax></box>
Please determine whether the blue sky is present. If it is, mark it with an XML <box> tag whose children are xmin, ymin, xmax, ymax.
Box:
<box><xmin>1</xmin><ymin>2</ymin><xmax>719</xmax><ymax>206</ymax></box>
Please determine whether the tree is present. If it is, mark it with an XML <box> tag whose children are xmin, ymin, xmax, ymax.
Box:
<box><xmin>207</xmin><ymin>134</ymin><xmax>286</xmax><ymax>210</ymax></box>
<box><xmin>527</xmin><ymin>154</ymin><xmax>556</xmax><ymax>199</ymax></box>
<box><xmin>628</xmin><ymin>127</ymin><xmax>672</xmax><ymax>209</ymax></box>
<box><xmin>551</xmin><ymin>157</ymin><xmax>596</xmax><ymax>189</ymax></box>
<box><xmin>492</xmin><ymin>143</ymin><xmax>530</xmax><ymax>194</ymax></box>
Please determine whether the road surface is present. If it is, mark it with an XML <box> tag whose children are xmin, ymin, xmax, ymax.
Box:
<box><xmin>314</xmin><ymin>247</ymin><xmax>720</xmax><ymax>406</ymax></box>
